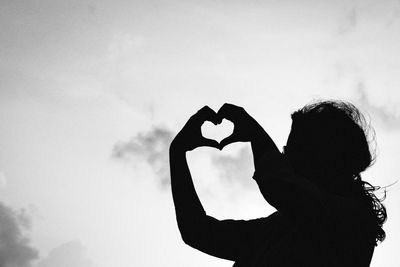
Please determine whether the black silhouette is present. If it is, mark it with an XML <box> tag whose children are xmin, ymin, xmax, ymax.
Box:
<box><xmin>169</xmin><ymin>101</ymin><xmax>387</xmax><ymax>266</ymax></box>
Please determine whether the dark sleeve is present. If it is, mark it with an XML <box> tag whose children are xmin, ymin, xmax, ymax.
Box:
<box><xmin>252</xmin><ymin>151</ymin><xmax>325</xmax><ymax>218</ymax></box>
<box><xmin>252</xmin><ymin>151</ymin><xmax>373</xmax><ymax>224</ymax></box>
<box><xmin>169</xmin><ymin>146</ymin><xmax>279</xmax><ymax>261</ymax></box>
<box><xmin>181</xmin><ymin>214</ymin><xmax>277</xmax><ymax>262</ymax></box>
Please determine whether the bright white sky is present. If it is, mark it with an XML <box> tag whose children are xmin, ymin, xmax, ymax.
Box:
<box><xmin>0</xmin><ymin>0</ymin><xmax>399</xmax><ymax>266</ymax></box>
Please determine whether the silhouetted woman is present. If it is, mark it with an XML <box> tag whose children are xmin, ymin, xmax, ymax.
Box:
<box><xmin>169</xmin><ymin>101</ymin><xmax>386</xmax><ymax>266</ymax></box>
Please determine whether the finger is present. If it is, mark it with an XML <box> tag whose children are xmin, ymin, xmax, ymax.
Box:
<box><xmin>195</xmin><ymin>106</ymin><xmax>221</xmax><ymax>125</ymax></box>
<box><xmin>199</xmin><ymin>106</ymin><xmax>218</xmax><ymax>122</ymax></box>
<box><xmin>200</xmin><ymin>137</ymin><xmax>220</xmax><ymax>149</ymax></box>
<box><xmin>219</xmin><ymin>133</ymin><xmax>239</xmax><ymax>149</ymax></box>
<box><xmin>217</xmin><ymin>103</ymin><xmax>243</xmax><ymax>121</ymax></box>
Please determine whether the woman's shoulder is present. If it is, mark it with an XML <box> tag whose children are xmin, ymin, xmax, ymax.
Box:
<box><xmin>239</xmin><ymin>211</ymin><xmax>289</xmax><ymax>235</ymax></box>
<box><xmin>321</xmin><ymin>192</ymin><xmax>376</xmax><ymax>233</ymax></box>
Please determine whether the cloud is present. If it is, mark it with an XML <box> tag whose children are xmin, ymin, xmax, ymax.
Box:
<box><xmin>0</xmin><ymin>202</ymin><xmax>38</xmax><ymax>267</ymax></box>
<box><xmin>0</xmin><ymin>171</ymin><xmax>7</xmax><ymax>187</ymax></box>
<box><xmin>356</xmin><ymin>82</ymin><xmax>400</xmax><ymax>130</ymax></box>
<box><xmin>337</xmin><ymin>7</ymin><xmax>358</xmax><ymax>35</ymax></box>
<box><xmin>112</xmin><ymin>126</ymin><xmax>257</xmax><ymax>191</ymax></box>
<box><xmin>112</xmin><ymin>126</ymin><xmax>174</xmax><ymax>189</ymax></box>
<box><xmin>36</xmin><ymin>240</ymin><xmax>95</xmax><ymax>267</ymax></box>
<box><xmin>212</xmin><ymin>146</ymin><xmax>255</xmax><ymax>189</ymax></box>
<box><xmin>107</xmin><ymin>32</ymin><xmax>146</xmax><ymax>63</ymax></box>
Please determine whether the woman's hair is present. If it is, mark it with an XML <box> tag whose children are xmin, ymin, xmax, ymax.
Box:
<box><xmin>290</xmin><ymin>100</ymin><xmax>387</xmax><ymax>245</ymax></box>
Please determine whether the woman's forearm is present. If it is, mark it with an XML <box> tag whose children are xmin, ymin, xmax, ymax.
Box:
<box><xmin>250</xmin><ymin>123</ymin><xmax>280</xmax><ymax>170</ymax></box>
<box><xmin>169</xmin><ymin>143</ymin><xmax>206</xmax><ymax>238</ymax></box>
<box><xmin>249</xmin><ymin>126</ymin><xmax>323</xmax><ymax>217</ymax></box>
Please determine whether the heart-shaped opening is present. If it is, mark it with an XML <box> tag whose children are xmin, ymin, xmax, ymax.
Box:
<box><xmin>201</xmin><ymin>119</ymin><xmax>234</xmax><ymax>143</ymax></box>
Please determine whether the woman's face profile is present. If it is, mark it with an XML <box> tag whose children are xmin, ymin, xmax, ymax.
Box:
<box><xmin>284</xmin><ymin>127</ymin><xmax>302</xmax><ymax>172</ymax></box>
<box><xmin>284</xmin><ymin>125</ymin><xmax>315</xmax><ymax>177</ymax></box>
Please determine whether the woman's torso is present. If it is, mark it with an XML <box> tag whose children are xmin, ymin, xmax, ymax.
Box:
<box><xmin>233</xmin><ymin>207</ymin><xmax>375</xmax><ymax>267</ymax></box>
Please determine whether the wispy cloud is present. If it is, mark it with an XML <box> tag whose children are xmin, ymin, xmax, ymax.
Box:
<box><xmin>337</xmin><ymin>7</ymin><xmax>358</xmax><ymax>35</ymax></box>
<box><xmin>212</xmin><ymin>147</ymin><xmax>255</xmax><ymax>189</ymax></box>
<box><xmin>112</xmin><ymin>126</ymin><xmax>258</xmax><ymax>192</ymax></box>
<box><xmin>112</xmin><ymin>126</ymin><xmax>174</xmax><ymax>189</ymax></box>
<box><xmin>356</xmin><ymin>82</ymin><xmax>400</xmax><ymax>130</ymax></box>
<box><xmin>385</xmin><ymin>0</ymin><xmax>400</xmax><ymax>26</ymax></box>
<box><xmin>107</xmin><ymin>32</ymin><xmax>146</xmax><ymax>63</ymax></box>
<box><xmin>0</xmin><ymin>171</ymin><xmax>7</xmax><ymax>187</ymax></box>
<box><xmin>36</xmin><ymin>240</ymin><xmax>95</xmax><ymax>267</ymax></box>
<box><xmin>0</xmin><ymin>202</ymin><xmax>38</xmax><ymax>267</ymax></box>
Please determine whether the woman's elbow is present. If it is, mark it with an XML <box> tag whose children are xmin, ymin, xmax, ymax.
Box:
<box><xmin>179</xmin><ymin>226</ymin><xmax>205</xmax><ymax>249</ymax></box>
<box><xmin>176</xmin><ymin>219</ymin><xmax>197</xmax><ymax>243</ymax></box>
<box><xmin>177</xmin><ymin>217</ymin><xmax>209</xmax><ymax>248</ymax></box>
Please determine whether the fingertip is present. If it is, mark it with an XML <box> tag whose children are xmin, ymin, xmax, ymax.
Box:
<box><xmin>213</xmin><ymin>116</ymin><xmax>223</xmax><ymax>125</ymax></box>
<box><xmin>219</xmin><ymin>141</ymin><xmax>226</xmax><ymax>149</ymax></box>
<box><xmin>217</xmin><ymin>115</ymin><xmax>223</xmax><ymax>124</ymax></box>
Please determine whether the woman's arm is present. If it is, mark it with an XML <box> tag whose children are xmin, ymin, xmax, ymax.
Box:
<box><xmin>169</xmin><ymin>143</ymin><xmax>206</xmax><ymax>243</ymax></box>
<box><xmin>249</xmin><ymin>124</ymin><xmax>323</xmax><ymax>216</ymax></box>
<box><xmin>217</xmin><ymin>103</ymin><xmax>323</xmax><ymax>218</ymax></box>
<box><xmin>171</xmin><ymin>144</ymin><xmax>265</xmax><ymax>260</ymax></box>
<box><xmin>169</xmin><ymin>106</ymin><xmax>219</xmax><ymax>242</ymax></box>
<box><xmin>170</xmin><ymin>106</ymin><xmax>254</xmax><ymax>261</ymax></box>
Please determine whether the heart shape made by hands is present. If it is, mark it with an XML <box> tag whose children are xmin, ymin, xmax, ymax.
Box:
<box><xmin>201</xmin><ymin>119</ymin><xmax>234</xmax><ymax>144</ymax></box>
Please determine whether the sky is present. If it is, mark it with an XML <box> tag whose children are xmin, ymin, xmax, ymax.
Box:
<box><xmin>0</xmin><ymin>0</ymin><xmax>400</xmax><ymax>266</ymax></box>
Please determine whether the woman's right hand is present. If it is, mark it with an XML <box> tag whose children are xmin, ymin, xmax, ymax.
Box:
<box><xmin>217</xmin><ymin>103</ymin><xmax>265</xmax><ymax>149</ymax></box>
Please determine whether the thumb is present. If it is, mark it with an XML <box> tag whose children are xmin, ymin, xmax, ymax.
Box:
<box><xmin>219</xmin><ymin>134</ymin><xmax>238</xmax><ymax>149</ymax></box>
<box><xmin>200</xmin><ymin>137</ymin><xmax>220</xmax><ymax>149</ymax></box>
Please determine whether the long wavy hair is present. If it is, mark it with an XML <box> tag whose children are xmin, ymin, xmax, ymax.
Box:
<box><xmin>289</xmin><ymin>100</ymin><xmax>387</xmax><ymax>245</ymax></box>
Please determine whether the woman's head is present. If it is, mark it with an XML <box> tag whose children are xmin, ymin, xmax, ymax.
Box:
<box><xmin>286</xmin><ymin>100</ymin><xmax>386</xmax><ymax>244</ymax></box>
<box><xmin>285</xmin><ymin>100</ymin><xmax>374</xmax><ymax>185</ymax></box>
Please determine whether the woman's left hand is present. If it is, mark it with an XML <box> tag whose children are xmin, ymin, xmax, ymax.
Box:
<box><xmin>171</xmin><ymin>106</ymin><xmax>222</xmax><ymax>152</ymax></box>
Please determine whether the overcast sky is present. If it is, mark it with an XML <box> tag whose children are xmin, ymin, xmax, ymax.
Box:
<box><xmin>1</xmin><ymin>0</ymin><xmax>399</xmax><ymax>266</ymax></box>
